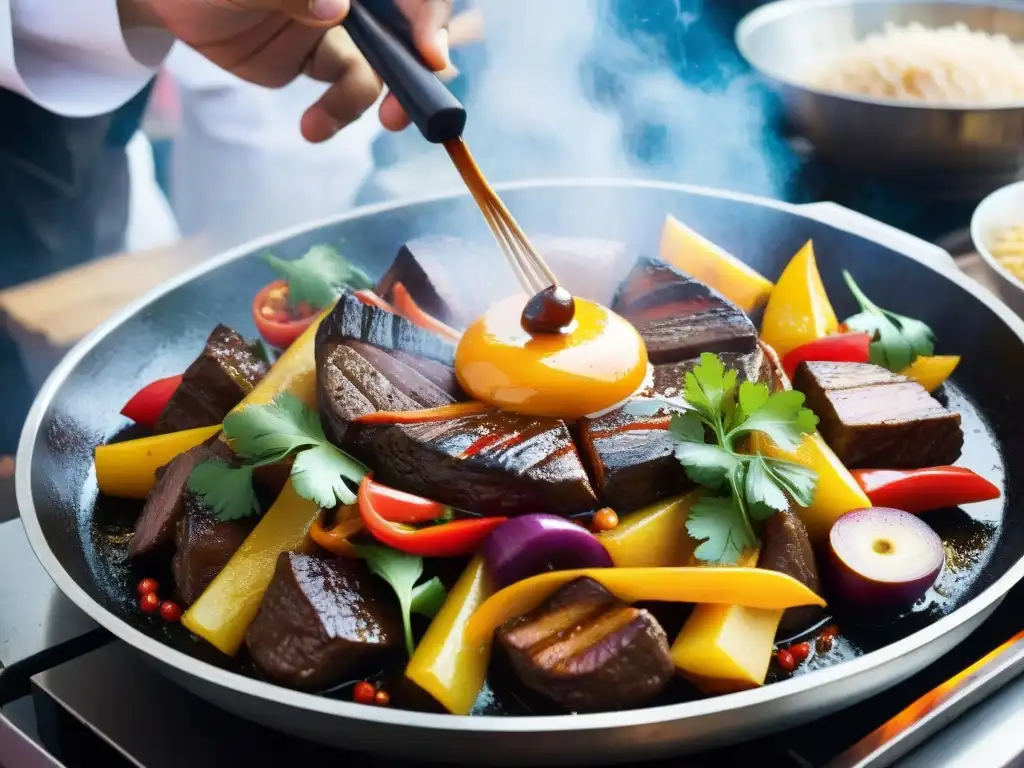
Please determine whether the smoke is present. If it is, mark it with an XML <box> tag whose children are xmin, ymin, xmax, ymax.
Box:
<box><xmin>458</xmin><ymin>0</ymin><xmax>798</xmax><ymax>199</ymax></box>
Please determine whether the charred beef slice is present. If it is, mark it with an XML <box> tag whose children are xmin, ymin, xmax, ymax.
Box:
<box><xmin>578</xmin><ymin>352</ymin><xmax>766</xmax><ymax>513</ymax></box>
<box><xmin>612</xmin><ymin>257</ymin><xmax>758</xmax><ymax>364</ymax></box>
<box><xmin>172</xmin><ymin>495</ymin><xmax>256</xmax><ymax>605</ymax></box>
<box><xmin>375</xmin><ymin>236</ymin><xmax>635</xmax><ymax>330</ymax></box>
<box><xmin>497</xmin><ymin>577</ymin><xmax>673</xmax><ymax>713</ymax></box>
<box><xmin>129</xmin><ymin>439</ymin><xmax>232</xmax><ymax>558</ymax></box>
<box><xmin>245</xmin><ymin>552</ymin><xmax>401</xmax><ymax>691</ymax></box>
<box><xmin>316</xmin><ymin>294</ymin><xmax>597</xmax><ymax>515</ymax></box>
<box><xmin>758</xmin><ymin>510</ymin><xmax>822</xmax><ymax>637</ymax></box>
<box><xmin>793</xmin><ymin>361</ymin><xmax>963</xmax><ymax>468</ymax></box>
<box><xmin>155</xmin><ymin>324</ymin><xmax>269</xmax><ymax>433</ymax></box>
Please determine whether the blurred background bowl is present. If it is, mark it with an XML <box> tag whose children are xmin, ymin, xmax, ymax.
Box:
<box><xmin>736</xmin><ymin>0</ymin><xmax>1024</xmax><ymax>201</ymax></box>
<box><xmin>971</xmin><ymin>180</ymin><xmax>1024</xmax><ymax>315</ymax></box>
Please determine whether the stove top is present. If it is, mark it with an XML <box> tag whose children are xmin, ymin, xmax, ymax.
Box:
<box><xmin>1</xmin><ymin>516</ymin><xmax>1022</xmax><ymax>768</ymax></box>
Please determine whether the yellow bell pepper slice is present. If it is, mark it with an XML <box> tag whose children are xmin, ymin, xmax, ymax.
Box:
<box><xmin>901</xmin><ymin>355</ymin><xmax>960</xmax><ymax>393</ymax></box>
<box><xmin>94</xmin><ymin>425</ymin><xmax>220</xmax><ymax>499</ymax></box>
<box><xmin>753</xmin><ymin>431</ymin><xmax>869</xmax><ymax>542</ymax></box>
<box><xmin>182</xmin><ymin>480</ymin><xmax>320</xmax><ymax>655</ymax></box>
<box><xmin>659</xmin><ymin>215</ymin><xmax>774</xmax><ymax>313</ymax></box>
<box><xmin>761</xmin><ymin>241</ymin><xmax>838</xmax><ymax>358</ymax></box>
<box><xmin>598</xmin><ymin>494</ymin><xmax>697</xmax><ymax>567</ymax></box>
<box><xmin>93</xmin><ymin>311</ymin><xmax>326</xmax><ymax>499</ymax></box>
<box><xmin>672</xmin><ymin>604</ymin><xmax>783</xmax><ymax>694</ymax></box>
<box><xmin>465</xmin><ymin>568</ymin><xmax>824</xmax><ymax>649</ymax></box>
<box><xmin>406</xmin><ymin>555</ymin><xmax>494</xmax><ymax>715</ymax></box>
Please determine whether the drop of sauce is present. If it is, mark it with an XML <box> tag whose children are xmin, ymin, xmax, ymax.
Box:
<box><xmin>455</xmin><ymin>293</ymin><xmax>649</xmax><ymax>420</ymax></box>
<box><xmin>521</xmin><ymin>285</ymin><xmax>576</xmax><ymax>334</ymax></box>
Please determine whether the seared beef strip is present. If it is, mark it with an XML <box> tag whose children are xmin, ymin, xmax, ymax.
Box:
<box><xmin>172</xmin><ymin>495</ymin><xmax>256</xmax><ymax>605</ymax></box>
<box><xmin>155</xmin><ymin>324</ymin><xmax>268</xmax><ymax>433</ymax></box>
<box><xmin>497</xmin><ymin>577</ymin><xmax>673</xmax><ymax>713</ymax></box>
<box><xmin>245</xmin><ymin>553</ymin><xmax>401</xmax><ymax>691</ymax></box>
<box><xmin>612</xmin><ymin>257</ymin><xmax>758</xmax><ymax>364</ymax></box>
<box><xmin>375</xmin><ymin>236</ymin><xmax>635</xmax><ymax>330</ymax></box>
<box><xmin>129</xmin><ymin>438</ymin><xmax>232</xmax><ymax>558</ymax></box>
<box><xmin>793</xmin><ymin>361</ymin><xmax>963</xmax><ymax>469</ymax></box>
<box><xmin>758</xmin><ymin>510</ymin><xmax>823</xmax><ymax>637</ymax></box>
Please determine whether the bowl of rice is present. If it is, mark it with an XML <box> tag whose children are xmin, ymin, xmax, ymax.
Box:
<box><xmin>736</xmin><ymin>0</ymin><xmax>1024</xmax><ymax>200</ymax></box>
<box><xmin>971</xmin><ymin>180</ymin><xmax>1024</xmax><ymax>314</ymax></box>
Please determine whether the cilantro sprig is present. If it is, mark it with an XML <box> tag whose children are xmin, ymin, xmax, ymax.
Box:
<box><xmin>188</xmin><ymin>393</ymin><xmax>369</xmax><ymax>522</ymax></box>
<box><xmin>842</xmin><ymin>270</ymin><xmax>934</xmax><ymax>372</ymax></box>
<box><xmin>264</xmin><ymin>245</ymin><xmax>373</xmax><ymax>310</ymax></box>
<box><xmin>356</xmin><ymin>544</ymin><xmax>447</xmax><ymax>656</ymax></box>
<box><xmin>630</xmin><ymin>353</ymin><xmax>820</xmax><ymax>565</ymax></box>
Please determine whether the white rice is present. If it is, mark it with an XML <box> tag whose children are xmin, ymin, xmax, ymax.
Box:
<box><xmin>811</xmin><ymin>22</ymin><xmax>1024</xmax><ymax>104</ymax></box>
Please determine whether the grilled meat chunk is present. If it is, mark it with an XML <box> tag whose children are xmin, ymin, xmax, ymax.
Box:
<box><xmin>172</xmin><ymin>496</ymin><xmax>256</xmax><ymax>605</ymax></box>
<box><xmin>758</xmin><ymin>510</ymin><xmax>823</xmax><ymax>637</ymax></box>
<box><xmin>155</xmin><ymin>324</ymin><xmax>268</xmax><ymax>433</ymax></box>
<box><xmin>612</xmin><ymin>257</ymin><xmax>758</xmax><ymax>364</ymax></box>
<box><xmin>497</xmin><ymin>578</ymin><xmax>673</xmax><ymax>713</ymax></box>
<box><xmin>793</xmin><ymin>361</ymin><xmax>963</xmax><ymax>469</ymax></box>
<box><xmin>245</xmin><ymin>553</ymin><xmax>401</xmax><ymax>691</ymax></box>
<box><xmin>129</xmin><ymin>439</ymin><xmax>231</xmax><ymax>558</ymax></box>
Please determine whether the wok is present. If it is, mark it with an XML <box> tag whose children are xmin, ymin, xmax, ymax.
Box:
<box><xmin>15</xmin><ymin>180</ymin><xmax>1024</xmax><ymax>765</ymax></box>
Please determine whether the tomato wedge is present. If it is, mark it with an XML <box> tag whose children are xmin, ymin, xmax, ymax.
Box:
<box><xmin>252</xmin><ymin>280</ymin><xmax>319</xmax><ymax>350</ymax></box>
<box><xmin>782</xmin><ymin>332</ymin><xmax>872</xmax><ymax>379</ymax></box>
<box><xmin>120</xmin><ymin>374</ymin><xmax>183</xmax><ymax>429</ymax></box>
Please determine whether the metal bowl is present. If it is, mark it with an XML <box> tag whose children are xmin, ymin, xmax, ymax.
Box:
<box><xmin>736</xmin><ymin>0</ymin><xmax>1024</xmax><ymax>199</ymax></box>
<box><xmin>971</xmin><ymin>180</ymin><xmax>1024</xmax><ymax>314</ymax></box>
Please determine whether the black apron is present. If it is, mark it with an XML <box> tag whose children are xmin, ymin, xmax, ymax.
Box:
<box><xmin>0</xmin><ymin>80</ymin><xmax>154</xmax><ymax>451</ymax></box>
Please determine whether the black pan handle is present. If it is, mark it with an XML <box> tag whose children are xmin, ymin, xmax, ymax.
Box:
<box><xmin>342</xmin><ymin>0</ymin><xmax>467</xmax><ymax>143</ymax></box>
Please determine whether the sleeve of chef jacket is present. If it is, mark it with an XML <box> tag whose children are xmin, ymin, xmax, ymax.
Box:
<box><xmin>0</xmin><ymin>1</ymin><xmax>174</xmax><ymax>117</ymax></box>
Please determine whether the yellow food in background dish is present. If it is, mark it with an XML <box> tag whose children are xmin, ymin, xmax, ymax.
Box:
<box><xmin>455</xmin><ymin>293</ymin><xmax>648</xmax><ymax>419</ymax></box>
<box><xmin>989</xmin><ymin>224</ymin><xmax>1024</xmax><ymax>282</ymax></box>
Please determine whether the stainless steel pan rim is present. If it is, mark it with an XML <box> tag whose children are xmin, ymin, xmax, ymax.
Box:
<box><xmin>736</xmin><ymin>0</ymin><xmax>1024</xmax><ymax>112</ymax></box>
<box><xmin>16</xmin><ymin>177</ymin><xmax>1024</xmax><ymax>735</ymax></box>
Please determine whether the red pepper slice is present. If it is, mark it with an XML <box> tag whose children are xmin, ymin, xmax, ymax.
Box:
<box><xmin>252</xmin><ymin>280</ymin><xmax>319</xmax><ymax>350</ymax></box>
<box><xmin>851</xmin><ymin>466</ymin><xmax>1001</xmax><ymax>514</ymax></box>
<box><xmin>120</xmin><ymin>374</ymin><xmax>183</xmax><ymax>429</ymax></box>
<box><xmin>360</xmin><ymin>477</ymin><xmax>453</xmax><ymax>524</ymax></box>
<box><xmin>358</xmin><ymin>476</ymin><xmax>507</xmax><ymax>557</ymax></box>
<box><xmin>355</xmin><ymin>401</ymin><xmax>491</xmax><ymax>425</ymax></box>
<box><xmin>391</xmin><ymin>282</ymin><xmax>462</xmax><ymax>342</ymax></box>
<box><xmin>309</xmin><ymin>506</ymin><xmax>363</xmax><ymax>557</ymax></box>
<box><xmin>782</xmin><ymin>332</ymin><xmax>872</xmax><ymax>380</ymax></box>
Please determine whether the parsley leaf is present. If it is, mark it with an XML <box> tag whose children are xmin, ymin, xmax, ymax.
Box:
<box><xmin>355</xmin><ymin>544</ymin><xmax>446</xmax><ymax>656</ymax></box>
<box><xmin>264</xmin><ymin>245</ymin><xmax>373</xmax><ymax>310</ymax></box>
<box><xmin>842</xmin><ymin>270</ymin><xmax>935</xmax><ymax>371</ymax></box>
<box><xmin>670</xmin><ymin>353</ymin><xmax>821</xmax><ymax>564</ymax></box>
<box><xmin>187</xmin><ymin>461</ymin><xmax>260</xmax><ymax>522</ymax></box>
<box><xmin>686</xmin><ymin>494</ymin><xmax>757</xmax><ymax>565</ymax></box>
<box><xmin>729</xmin><ymin>389</ymin><xmax>819</xmax><ymax>451</ymax></box>
<box><xmin>291</xmin><ymin>443</ymin><xmax>364</xmax><ymax>507</ymax></box>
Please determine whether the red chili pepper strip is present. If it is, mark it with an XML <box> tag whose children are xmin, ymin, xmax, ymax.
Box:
<box><xmin>358</xmin><ymin>476</ymin><xmax>507</xmax><ymax>557</ymax></box>
<box><xmin>358</xmin><ymin>476</ymin><xmax>452</xmax><ymax>524</ymax></box>
<box><xmin>354</xmin><ymin>401</ymin><xmax>491</xmax><ymax>426</ymax></box>
<box><xmin>120</xmin><ymin>374</ymin><xmax>183</xmax><ymax>429</ymax></box>
<box><xmin>391</xmin><ymin>282</ymin><xmax>462</xmax><ymax>342</ymax></box>
<box><xmin>354</xmin><ymin>289</ymin><xmax>397</xmax><ymax>313</ymax></box>
<box><xmin>782</xmin><ymin>332</ymin><xmax>872</xmax><ymax>380</ymax></box>
<box><xmin>851</xmin><ymin>466</ymin><xmax>1001</xmax><ymax>514</ymax></box>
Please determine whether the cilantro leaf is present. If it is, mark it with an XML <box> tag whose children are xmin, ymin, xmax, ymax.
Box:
<box><xmin>674</xmin><ymin>441</ymin><xmax>737</xmax><ymax>490</ymax></box>
<box><xmin>291</xmin><ymin>443</ymin><xmax>367</xmax><ymax>508</ymax></box>
<box><xmin>744</xmin><ymin>455</ymin><xmax>789</xmax><ymax>518</ymax></box>
<box><xmin>729</xmin><ymin>389</ymin><xmax>818</xmax><ymax>451</ymax></box>
<box><xmin>686</xmin><ymin>494</ymin><xmax>757</xmax><ymax>565</ymax></box>
<box><xmin>355</xmin><ymin>544</ymin><xmax>434</xmax><ymax>656</ymax></box>
<box><xmin>187</xmin><ymin>461</ymin><xmax>260</xmax><ymax>522</ymax></box>
<box><xmin>223</xmin><ymin>392</ymin><xmax>322</xmax><ymax>463</ymax></box>
<box><xmin>737</xmin><ymin>380</ymin><xmax>770</xmax><ymax>422</ymax></box>
<box><xmin>264</xmin><ymin>245</ymin><xmax>373</xmax><ymax>310</ymax></box>
<box><xmin>411</xmin><ymin>577</ymin><xmax>448</xmax><ymax>618</ymax></box>
<box><xmin>764</xmin><ymin>457</ymin><xmax>818</xmax><ymax>508</ymax></box>
<box><xmin>842</xmin><ymin>271</ymin><xmax>935</xmax><ymax>371</ymax></box>
<box><xmin>669</xmin><ymin>411</ymin><xmax>705</xmax><ymax>443</ymax></box>
<box><xmin>685</xmin><ymin>352</ymin><xmax>738</xmax><ymax>425</ymax></box>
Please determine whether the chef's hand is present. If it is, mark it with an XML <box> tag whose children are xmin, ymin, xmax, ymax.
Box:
<box><xmin>126</xmin><ymin>0</ymin><xmax>451</xmax><ymax>141</ymax></box>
